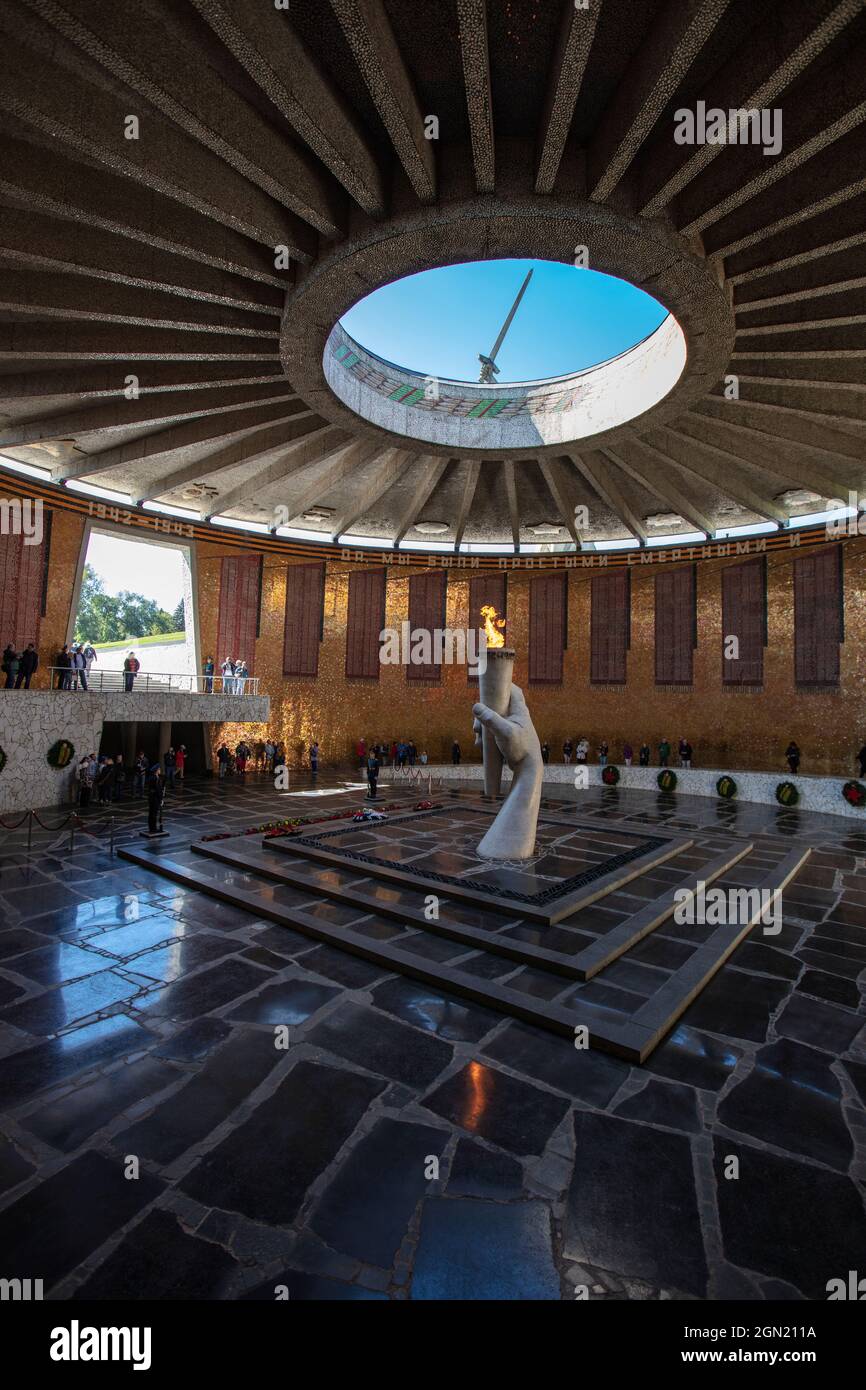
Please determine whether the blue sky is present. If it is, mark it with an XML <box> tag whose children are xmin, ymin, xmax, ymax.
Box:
<box><xmin>340</xmin><ymin>259</ymin><xmax>668</xmax><ymax>383</ymax></box>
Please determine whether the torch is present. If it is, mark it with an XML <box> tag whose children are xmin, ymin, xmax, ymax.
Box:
<box><xmin>477</xmin><ymin>606</ymin><xmax>512</xmax><ymax>799</ymax></box>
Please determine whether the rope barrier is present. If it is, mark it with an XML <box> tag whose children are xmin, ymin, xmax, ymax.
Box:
<box><xmin>0</xmin><ymin>808</ymin><xmax>116</xmax><ymax>854</ymax></box>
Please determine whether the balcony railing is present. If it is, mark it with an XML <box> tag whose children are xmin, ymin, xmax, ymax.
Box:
<box><xmin>45</xmin><ymin>668</ymin><xmax>261</xmax><ymax>696</ymax></box>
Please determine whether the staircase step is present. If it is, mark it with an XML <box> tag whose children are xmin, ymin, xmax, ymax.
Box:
<box><xmin>118</xmin><ymin>841</ymin><xmax>810</xmax><ymax>1063</ymax></box>
<box><xmin>570</xmin><ymin>842</ymin><xmax>755</xmax><ymax>979</ymax></box>
<box><xmin>627</xmin><ymin>848</ymin><xmax>812</xmax><ymax>1056</ymax></box>
<box><xmin>118</xmin><ymin>846</ymin><xmax>647</xmax><ymax>1060</ymax></box>
<box><xmin>265</xmin><ymin>818</ymin><xmax>694</xmax><ymax>925</ymax></box>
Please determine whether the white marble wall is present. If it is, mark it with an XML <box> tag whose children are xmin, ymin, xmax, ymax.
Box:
<box><xmin>416</xmin><ymin>761</ymin><xmax>866</xmax><ymax>820</ymax></box>
<box><xmin>0</xmin><ymin>690</ymin><xmax>269</xmax><ymax>813</ymax></box>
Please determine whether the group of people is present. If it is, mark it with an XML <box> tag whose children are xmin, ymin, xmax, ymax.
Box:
<box><xmin>2</xmin><ymin>642</ymin><xmax>39</xmax><ymax>689</ymax></box>
<box><xmin>215</xmin><ymin>739</ymin><xmax>286</xmax><ymax>777</ymax></box>
<box><xmin>76</xmin><ymin>744</ymin><xmax>187</xmax><ymax>807</ymax></box>
<box><xmin>545</xmin><ymin>737</ymin><xmax>694</xmax><ymax>768</ymax></box>
<box><xmin>356</xmin><ymin>738</ymin><xmax>430</xmax><ymax>769</ymax></box>
<box><xmin>53</xmin><ymin>644</ymin><xmax>140</xmax><ymax>691</ymax></box>
<box><xmin>201</xmin><ymin>657</ymin><xmax>251</xmax><ymax>694</ymax></box>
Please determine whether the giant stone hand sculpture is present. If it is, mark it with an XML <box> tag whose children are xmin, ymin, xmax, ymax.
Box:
<box><xmin>472</xmin><ymin>681</ymin><xmax>543</xmax><ymax>860</ymax></box>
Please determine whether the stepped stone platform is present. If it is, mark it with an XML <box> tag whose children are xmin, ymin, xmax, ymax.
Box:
<box><xmin>120</xmin><ymin>792</ymin><xmax>810</xmax><ymax>1062</ymax></box>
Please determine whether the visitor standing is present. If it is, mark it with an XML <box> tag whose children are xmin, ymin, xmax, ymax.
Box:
<box><xmin>133</xmin><ymin>750</ymin><xmax>148</xmax><ymax>797</ymax></box>
<box><xmin>310</xmin><ymin>740</ymin><xmax>319</xmax><ymax>776</ymax></box>
<box><xmin>16</xmin><ymin>643</ymin><xmax>38</xmax><ymax>689</ymax></box>
<box><xmin>96</xmin><ymin>756</ymin><xmax>114</xmax><ymax>805</ymax></box>
<box><xmin>623</xmin><ymin>742</ymin><xmax>633</xmax><ymax>767</ymax></box>
<box><xmin>235</xmin><ymin>660</ymin><xmax>248</xmax><ymax>695</ymax></box>
<box><xmin>786</xmin><ymin>741</ymin><xmax>801</xmax><ymax>774</ymax></box>
<box><xmin>217</xmin><ymin>743</ymin><xmax>230</xmax><ymax>778</ymax></box>
<box><xmin>858</xmin><ymin>742</ymin><xmax>866</xmax><ymax>779</ymax></box>
<box><xmin>419</xmin><ymin>750</ymin><xmax>428</xmax><ymax>766</ymax></box>
<box><xmin>541</xmin><ymin>742</ymin><xmax>550</xmax><ymax>764</ymax></box>
<box><xmin>563</xmin><ymin>738</ymin><xmax>573</xmax><ymax>764</ymax></box>
<box><xmin>123</xmin><ymin>651</ymin><xmax>140</xmax><ymax>692</ymax></box>
<box><xmin>71</xmin><ymin>645</ymin><xmax>87</xmax><ymax>690</ymax></box>
<box><xmin>598</xmin><ymin>740</ymin><xmax>609</xmax><ymax>766</ymax></box>
<box><xmin>113</xmin><ymin>755</ymin><xmax>127</xmax><ymax>800</ymax></box>
<box><xmin>576</xmin><ymin>738</ymin><xmax>588</xmax><ymax>764</ymax></box>
<box><xmin>175</xmin><ymin>745</ymin><xmax>186</xmax><ymax>784</ymax></box>
<box><xmin>366</xmin><ymin>749</ymin><xmax>380</xmax><ymax>799</ymax></box>
<box><xmin>639</xmin><ymin>742</ymin><xmax>650</xmax><ymax>767</ymax></box>
<box><xmin>451</xmin><ymin>740</ymin><xmax>461</xmax><ymax>765</ymax></box>
<box><xmin>147</xmin><ymin>764</ymin><xmax>165</xmax><ymax>835</ymax></box>
<box><xmin>82</xmin><ymin>641</ymin><xmax>98</xmax><ymax>682</ymax></box>
<box><xmin>658</xmin><ymin>737</ymin><xmax>671</xmax><ymax>767</ymax></box>
<box><xmin>56</xmin><ymin>644</ymin><xmax>72</xmax><ymax>690</ymax></box>
<box><xmin>2</xmin><ymin>645</ymin><xmax>19</xmax><ymax>689</ymax></box>
<box><xmin>164</xmin><ymin>746</ymin><xmax>177</xmax><ymax>789</ymax></box>
<box><xmin>77</xmin><ymin>755</ymin><xmax>93</xmax><ymax>809</ymax></box>
<box><xmin>357</xmin><ymin>737</ymin><xmax>366</xmax><ymax>768</ymax></box>
<box><xmin>203</xmin><ymin>656</ymin><xmax>214</xmax><ymax>693</ymax></box>
<box><xmin>220</xmin><ymin>657</ymin><xmax>235</xmax><ymax>693</ymax></box>
<box><xmin>679</xmin><ymin>739</ymin><xmax>692</xmax><ymax>769</ymax></box>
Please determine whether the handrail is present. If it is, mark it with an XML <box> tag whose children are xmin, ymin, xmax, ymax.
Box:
<box><xmin>44</xmin><ymin>667</ymin><xmax>260</xmax><ymax>696</ymax></box>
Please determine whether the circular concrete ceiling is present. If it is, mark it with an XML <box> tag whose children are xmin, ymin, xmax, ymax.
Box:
<box><xmin>0</xmin><ymin>0</ymin><xmax>864</xmax><ymax>552</ymax></box>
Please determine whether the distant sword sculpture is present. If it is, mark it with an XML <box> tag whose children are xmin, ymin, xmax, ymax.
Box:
<box><xmin>477</xmin><ymin>268</ymin><xmax>534</xmax><ymax>384</ymax></box>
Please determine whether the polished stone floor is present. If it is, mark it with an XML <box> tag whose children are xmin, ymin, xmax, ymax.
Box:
<box><xmin>0</xmin><ymin>772</ymin><xmax>864</xmax><ymax>1300</ymax></box>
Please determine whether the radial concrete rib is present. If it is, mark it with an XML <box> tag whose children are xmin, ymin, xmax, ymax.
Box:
<box><xmin>736</xmin><ymin>313</ymin><xmax>866</xmax><ymax>337</ymax></box>
<box><xmin>0</xmin><ymin>135</ymin><xmax>284</xmax><ymax>285</ymax></box>
<box><xmin>330</xmin><ymin>449</ymin><xmax>415</xmax><ymax>539</ymax></box>
<box><xmin>0</xmin><ymin>208</ymin><xmax>283</xmax><ymax>315</ymax></box>
<box><xmin>612</xmin><ymin>441</ymin><xmax>714</xmax><ymax>535</ymax></box>
<box><xmin>206</xmin><ymin>429</ymin><xmax>352</xmax><ymax>520</ymax></box>
<box><xmin>57</xmin><ymin>403</ymin><xmax>310</xmax><ymax>481</ymax></box>
<box><xmin>137</xmin><ymin>417</ymin><xmax>324</xmax><ymax>504</ymax></box>
<box><xmin>0</xmin><ymin>270</ymin><xmax>279</xmax><ymax>339</ymax></box>
<box><xmin>457</xmin><ymin>0</ymin><xmax>495</xmax><ymax>194</ymax></box>
<box><xmin>640</xmin><ymin>0</ymin><xmax>863</xmax><ymax>217</ymax></box>
<box><xmin>537</xmin><ymin>458</ymin><xmax>582</xmax><ymax>547</ymax></box>
<box><xmin>735</xmin><ymin>275</ymin><xmax>866</xmax><ymax>312</ymax></box>
<box><xmin>709</xmin><ymin>178</ymin><xmax>866</xmax><ymax>260</ymax></box>
<box><xmin>503</xmin><ymin>460</ymin><xmax>521</xmax><ymax>549</ymax></box>
<box><xmin>0</xmin><ymin>30</ymin><xmax>315</xmax><ymax>258</ymax></box>
<box><xmin>0</xmin><ymin>324</ymin><xmax>279</xmax><ymax>363</ymax></box>
<box><xmin>393</xmin><ymin>456</ymin><xmax>451</xmax><ymax>542</ymax></box>
<box><xmin>588</xmin><ymin>0</ymin><xmax>730</xmax><ymax>202</ymax></box>
<box><xmin>535</xmin><ymin>0</ymin><xmax>599</xmax><ymax>194</ymax></box>
<box><xmin>675</xmin><ymin>41</ymin><xmax>866</xmax><ymax>237</ymax></box>
<box><xmin>648</xmin><ymin>429</ymin><xmax>787</xmax><ymax>524</ymax></box>
<box><xmin>192</xmin><ymin>0</ymin><xmax>385</xmax><ymax>217</ymax></box>
<box><xmin>0</xmin><ymin>363</ymin><xmax>284</xmax><ymax>402</ymax></box>
<box><xmin>265</xmin><ymin>439</ymin><xmax>384</xmax><ymax>528</ymax></box>
<box><xmin>329</xmin><ymin>0</ymin><xmax>436</xmax><ymax>204</ymax></box>
<box><xmin>0</xmin><ymin>384</ymin><xmax>300</xmax><ymax>451</ymax></box>
<box><xmin>681</xmin><ymin>412</ymin><xmax>850</xmax><ymax>499</ymax></box>
<box><xmin>710</xmin><ymin>394</ymin><xmax>866</xmax><ymax>441</ymax></box>
<box><xmin>452</xmin><ymin>460</ymin><xmax>482</xmax><ymax>549</ymax></box>
<box><xmin>572</xmin><ymin>450</ymin><xmax>648</xmax><ymax>541</ymax></box>
<box><xmin>727</xmin><ymin>231</ymin><xmax>866</xmax><ymax>286</ymax></box>
<box><xmin>693</xmin><ymin>398</ymin><xmax>866</xmax><ymax>466</ymax></box>
<box><xmin>733</xmin><ymin>374</ymin><xmax>866</xmax><ymax>397</ymax></box>
<box><xmin>23</xmin><ymin>0</ymin><xmax>346</xmax><ymax>238</ymax></box>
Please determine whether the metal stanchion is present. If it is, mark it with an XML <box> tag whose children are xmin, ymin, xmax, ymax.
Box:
<box><xmin>26</xmin><ymin>809</ymin><xmax>33</xmax><ymax>855</ymax></box>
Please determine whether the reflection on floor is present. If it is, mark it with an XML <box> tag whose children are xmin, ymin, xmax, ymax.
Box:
<box><xmin>0</xmin><ymin>771</ymin><xmax>864</xmax><ymax>1300</ymax></box>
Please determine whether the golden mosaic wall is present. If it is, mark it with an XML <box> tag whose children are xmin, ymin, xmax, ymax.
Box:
<box><xmin>36</xmin><ymin>521</ymin><xmax>866</xmax><ymax>775</ymax></box>
<box><xmin>196</xmin><ymin>534</ymin><xmax>866</xmax><ymax>778</ymax></box>
<box><xmin>32</xmin><ymin>507</ymin><xmax>86</xmax><ymax>689</ymax></box>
